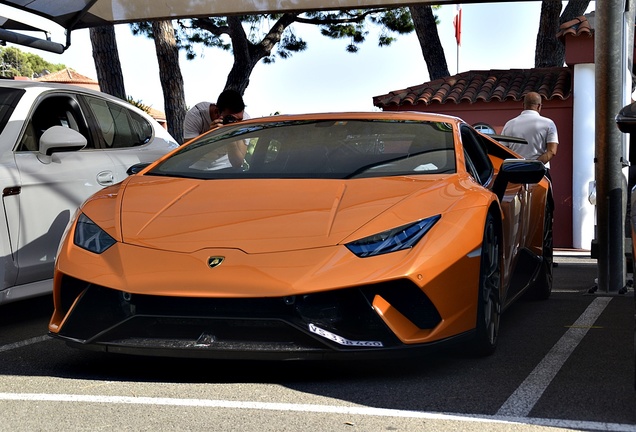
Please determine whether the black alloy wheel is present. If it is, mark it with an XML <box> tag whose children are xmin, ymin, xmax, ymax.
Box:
<box><xmin>528</xmin><ymin>204</ymin><xmax>554</xmax><ymax>300</ymax></box>
<box><xmin>470</xmin><ymin>212</ymin><xmax>502</xmax><ymax>356</ymax></box>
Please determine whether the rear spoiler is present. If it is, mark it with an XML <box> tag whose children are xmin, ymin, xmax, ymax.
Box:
<box><xmin>489</xmin><ymin>134</ymin><xmax>528</xmax><ymax>145</ymax></box>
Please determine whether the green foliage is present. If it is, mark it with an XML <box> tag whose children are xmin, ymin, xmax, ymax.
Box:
<box><xmin>126</xmin><ymin>96</ymin><xmax>152</xmax><ymax>113</ymax></box>
<box><xmin>130</xmin><ymin>7</ymin><xmax>418</xmax><ymax>62</ymax></box>
<box><xmin>371</xmin><ymin>8</ymin><xmax>414</xmax><ymax>34</ymax></box>
<box><xmin>0</xmin><ymin>46</ymin><xmax>65</xmax><ymax>78</ymax></box>
<box><xmin>131</xmin><ymin>20</ymin><xmax>231</xmax><ymax>61</ymax></box>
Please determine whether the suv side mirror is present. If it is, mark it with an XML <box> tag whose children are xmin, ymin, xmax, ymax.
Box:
<box><xmin>39</xmin><ymin>125</ymin><xmax>87</xmax><ymax>157</ymax></box>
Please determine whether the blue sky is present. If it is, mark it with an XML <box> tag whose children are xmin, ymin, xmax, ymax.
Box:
<box><xmin>10</xmin><ymin>2</ymin><xmax>595</xmax><ymax>118</ymax></box>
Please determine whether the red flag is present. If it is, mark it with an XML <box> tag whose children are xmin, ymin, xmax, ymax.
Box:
<box><xmin>453</xmin><ymin>4</ymin><xmax>462</xmax><ymax>46</ymax></box>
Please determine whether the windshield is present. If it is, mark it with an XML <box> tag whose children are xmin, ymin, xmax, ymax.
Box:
<box><xmin>148</xmin><ymin>119</ymin><xmax>456</xmax><ymax>179</ymax></box>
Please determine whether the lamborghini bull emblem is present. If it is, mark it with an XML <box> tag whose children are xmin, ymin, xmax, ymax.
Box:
<box><xmin>207</xmin><ymin>257</ymin><xmax>225</xmax><ymax>268</ymax></box>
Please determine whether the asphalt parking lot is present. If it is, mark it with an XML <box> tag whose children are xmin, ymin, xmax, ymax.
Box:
<box><xmin>0</xmin><ymin>251</ymin><xmax>635</xmax><ymax>431</ymax></box>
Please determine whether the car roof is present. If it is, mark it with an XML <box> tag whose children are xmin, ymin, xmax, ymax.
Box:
<box><xmin>0</xmin><ymin>79</ymin><xmax>116</xmax><ymax>99</ymax></box>
<box><xmin>235</xmin><ymin>111</ymin><xmax>463</xmax><ymax>124</ymax></box>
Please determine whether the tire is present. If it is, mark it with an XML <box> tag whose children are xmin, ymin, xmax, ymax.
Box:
<box><xmin>470</xmin><ymin>212</ymin><xmax>502</xmax><ymax>357</ymax></box>
<box><xmin>528</xmin><ymin>205</ymin><xmax>554</xmax><ymax>300</ymax></box>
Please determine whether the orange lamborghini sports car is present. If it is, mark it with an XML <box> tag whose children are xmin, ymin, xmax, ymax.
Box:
<box><xmin>49</xmin><ymin>112</ymin><xmax>552</xmax><ymax>360</ymax></box>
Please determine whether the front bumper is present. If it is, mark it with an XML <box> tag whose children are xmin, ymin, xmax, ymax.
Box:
<box><xmin>51</xmin><ymin>276</ymin><xmax>463</xmax><ymax>360</ymax></box>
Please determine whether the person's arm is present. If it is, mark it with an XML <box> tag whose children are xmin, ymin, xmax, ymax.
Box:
<box><xmin>225</xmin><ymin>113</ymin><xmax>249</xmax><ymax>167</ymax></box>
<box><xmin>228</xmin><ymin>140</ymin><xmax>248</xmax><ymax>168</ymax></box>
<box><xmin>538</xmin><ymin>142</ymin><xmax>558</xmax><ymax>164</ymax></box>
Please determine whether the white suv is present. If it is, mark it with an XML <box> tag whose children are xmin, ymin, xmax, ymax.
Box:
<box><xmin>0</xmin><ymin>80</ymin><xmax>178</xmax><ymax>305</ymax></box>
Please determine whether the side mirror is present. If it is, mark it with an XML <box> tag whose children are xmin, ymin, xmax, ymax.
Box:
<box><xmin>499</xmin><ymin>159</ymin><xmax>547</xmax><ymax>183</ymax></box>
<box><xmin>39</xmin><ymin>126</ymin><xmax>87</xmax><ymax>157</ymax></box>
<box><xmin>616</xmin><ymin>102</ymin><xmax>636</xmax><ymax>166</ymax></box>
<box><xmin>126</xmin><ymin>162</ymin><xmax>151</xmax><ymax>176</ymax></box>
<box><xmin>492</xmin><ymin>159</ymin><xmax>547</xmax><ymax>200</ymax></box>
<box><xmin>616</xmin><ymin>101</ymin><xmax>636</xmax><ymax>133</ymax></box>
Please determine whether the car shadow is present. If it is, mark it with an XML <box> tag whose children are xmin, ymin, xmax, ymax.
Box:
<box><xmin>2</xmin><ymin>258</ymin><xmax>620</xmax><ymax>420</ymax></box>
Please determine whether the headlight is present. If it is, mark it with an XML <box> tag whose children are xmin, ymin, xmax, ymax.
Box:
<box><xmin>74</xmin><ymin>213</ymin><xmax>116</xmax><ymax>254</ymax></box>
<box><xmin>345</xmin><ymin>215</ymin><xmax>440</xmax><ymax>258</ymax></box>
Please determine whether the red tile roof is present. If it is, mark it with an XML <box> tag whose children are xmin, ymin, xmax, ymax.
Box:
<box><xmin>557</xmin><ymin>14</ymin><xmax>594</xmax><ymax>40</ymax></box>
<box><xmin>372</xmin><ymin>67</ymin><xmax>572</xmax><ymax>109</ymax></box>
<box><xmin>148</xmin><ymin>107</ymin><xmax>166</xmax><ymax>123</ymax></box>
<box><xmin>373</xmin><ymin>14</ymin><xmax>595</xmax><ymax>110</ymax></box>
<box><xmin>35</xmin><ymin>68</ymin><xmax>98</xmax><ymax>84</ymax></box>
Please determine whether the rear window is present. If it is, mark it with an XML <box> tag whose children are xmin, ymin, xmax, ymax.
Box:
<box><xmin>85</xmin><ymin>96</ymin><xmax>153</xmax><ymax>148</ymax></box>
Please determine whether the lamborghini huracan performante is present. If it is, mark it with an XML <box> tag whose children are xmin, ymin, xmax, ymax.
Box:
<box><xmin>50</xmin><ymin>112</ymin><xmax>553</xmax><ymax>360</ymax></box>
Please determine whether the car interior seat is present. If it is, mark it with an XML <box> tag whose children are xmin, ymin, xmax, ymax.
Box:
<box><xmin>17</xmin><ymin>97</ymin><xmax>87</xmax><ymax>152</ymax></box>
<box><xmin>283</xmin><ymin>144</ymin><xmax>330</xmax><ymax>174</ymax></box>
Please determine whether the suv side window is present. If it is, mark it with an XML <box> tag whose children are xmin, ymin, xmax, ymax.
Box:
<box><xmin>17</xmin><ymin>94</ymin><xmax>89</xmax><ymax>152</ymax></box>
<box><xmin>83</xmin><ymin>96</ymin><xmax>153</xmax><ymax>149</ymax></box>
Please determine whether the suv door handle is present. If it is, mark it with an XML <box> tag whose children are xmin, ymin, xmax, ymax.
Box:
<box><xmin>2</xmin><ymin>186</ymin><xmax>21</xmax><ymax>197</ymax></box>
<box><xmin>97</xmin><ymin>171</ymin><xmax>115</xmax><ymax>186</ymax></box>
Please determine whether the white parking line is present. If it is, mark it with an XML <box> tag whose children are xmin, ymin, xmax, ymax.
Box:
<box><xmin>497</xmin><ymin>296</ymin><xmax>613</xmax><ymax>417</ymax></box>
<box><xmin>0</xmin><ymin>335</ymin><xmax>49</xmax><ymax>353</ymax></box>
<box><xmin>0</xmin><ymin>392</ymin><xmax>634</xmax><ymax>431</ymax></box>
<box><xmin>0</xmin><ymin>297</ymin><xmax>628</xmax><ymax>431</ymax></box>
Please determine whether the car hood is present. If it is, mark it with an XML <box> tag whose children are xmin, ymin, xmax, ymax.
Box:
<box><xmin>110</xmin><ymin>175</ymin><xmax>456</xmax><ymax>254</ymax></box>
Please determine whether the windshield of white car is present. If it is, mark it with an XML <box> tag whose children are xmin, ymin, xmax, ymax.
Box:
<box><xmin>147</xmin><ymin>119</ymin><xmax>456</xmax><ymax>179</ymax></box>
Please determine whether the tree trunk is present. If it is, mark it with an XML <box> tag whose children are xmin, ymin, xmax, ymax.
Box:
<box><xmin>535</xmin><ymin>0</ymin><xmax>590</xmax><ymax>68</ymax></box>
<box><xmin>89</xmin><ymin>25</ymin><xmax>126</xmax><ymax>100</ymax></box>
<box><xmin>535</xmin><ymin>1</ymin><xmax>562</xmax><ymax>68</ymax></box>
<box><xmin>409</xmin><ymin>5</ymin><xmax>450</xmax><ymax>80</ymax></box>
<box><xmin>225</xmin><ymin>60</ymin><xmax>255</xmax><ymax>95</ymax></box>
<box><xmin>560</xmin><ymin>0</ymin><xmax>591</xmax><ymax>23</ymax></box>
<box><xmin>224</xmin><ymin>16</ymin><xmax>254</xmax><ymax>93</ymax></box>
<box><xmin>223</xmin><ymin>14</ymin><xmax>297</xmax><ymax>94</ymax></box>
<box><xmin>152</xmin><ymin>20</ymin><xmax>187</xmax><ymax>144</ymax></box>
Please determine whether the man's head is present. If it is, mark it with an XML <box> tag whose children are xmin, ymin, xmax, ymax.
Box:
<box><xmin>523</xmin><ymin>92</ymin><xmax>543</xmax><ymax>111</ymax></box>
<box><xmin>215</xmin><ymin>89</ymin><xmax>246</xmax><ymax>122</ymax></box>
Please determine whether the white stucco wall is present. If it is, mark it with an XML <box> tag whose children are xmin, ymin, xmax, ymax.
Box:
<box><xmin>572</xmin><ymin>63</ymin><xmax>596</xmax><ymax>249</ymax></box>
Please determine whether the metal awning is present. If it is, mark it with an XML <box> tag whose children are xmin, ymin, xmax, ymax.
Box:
<box><xmin>0</xmin><ymin>0</ymin><xmax>471</xmax><ymax>30</ymax></box>
<box><xmin>0</xmin><ymin>0</ymin><xmax>506</xmax><ymax>53</ymax></box>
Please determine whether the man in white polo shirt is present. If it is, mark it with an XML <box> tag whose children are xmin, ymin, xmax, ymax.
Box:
<box><xmin>501</xmin><ymin>91</ymin><xmax>559</xmax><ymax>178</ymax></box>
